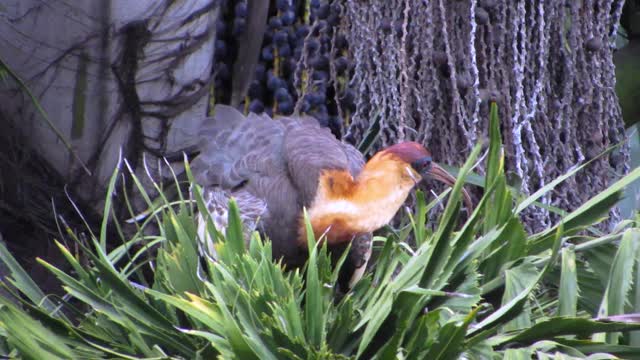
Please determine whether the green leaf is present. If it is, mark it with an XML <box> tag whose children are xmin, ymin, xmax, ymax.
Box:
<box><xmin>145</xmin><ymin>290</ymin><xmax>224</xmax><ymax>330</ymax></box>
<box><xmin>451</xmin><ymin>222</ymin><xmax>505</xmax><ymax>287</ymax></box>
<box><xmin>52</xmin><ymin>240</ymin><xmax>93</xmax><ymax>292</ymax></box>
<box><xmin>485</xmin><ymin>102</ymin><xmax>503</xmax><ymax>192</ymax></box>
<box><xmin>489</xmin><ymin>317</ymin><xmax>640</xmax><ymax>347</ymax></box>
<box><xmin>594</xmin><ymin>228</ymin><xmax>640</xmax><ymax>343</ymax></box>
<box><xmin>0</xmin><ymin>236</ymin><xmax>57</xmax><ymax>314</ymax></box>
<box><xmin>559</xmin><ymin>246</ymin><xmax>579</xmax><ymax>317</ymax></box>
<box><xmin>481</xmin><ymin>217</ymin><xmax>527</xmax><ymax>283</ymax></box>
<box><xmin>411</xmin><ymin>190</ymin><xmax>428</xmax><ymax>246</ymax></box>
<box><xmin>633</xmin><ymin>251</ymin><xmax>640</xmax><ymax>347</ymax></box>
<box><xmin>554</xmin><ymin>338</ymin><xmax>640</xmax><ymax>358</ymax></box>
<box><xmin>445</xmin><ymin>172</ymin><xmax>501</xmax><ymax>269</ymax></box>
<box><xmin>205</xmin><ymin>283</ymin><xmax>264</xmax><ymax>360</ymax></box>
<box><xmin>36</xmin><ymin>258</ymin><xmax>125</xmax><ymax>324</ymax></box>
<box><xmin>530</xmin><ymin>166</ymin><xmax>640</xmax><ymax>253</ymax></box>
<box><xmin>303</xmin><ymin>209</ymin><xmax>325</xmax><ymax>349</ymax></box>
<box><xmin>514</xmin><ymin>139</ymin><xmax>624</xmax><ymax>216</ymax></box>
<box><xmin>225</xmin><ymin>198</ymin><xmax>246</xmax><ymax>256</ymax></box>
<box><xmin>374</xmin><ymin>291</ymin><xmax>425</xmax><ymax>359</ymax></box>
<box><xmin>100</xmin><ymin>159</ymin><xmax>123</xmax><ymax>251</ymax></box>
<box><xmin>326</xmin><ymin>297</ymin><xmax>355</xmax><ymax>351</ymax></box>
<box><xmin>423</xmin><ymin>307</ymin><xmax>480</xmax><ymax>359</ymax></box>
<box><xmin>356</xmin><ymin>290</ymin><xmax>393</xmax><ymax>358</ymax></box>
<box><xmin>469</xmin><ymin>224</ymin><xmax>563</xmax><ymax>340</ymax></box>
<box><xmin>501</xmin><ymin>260</ymin><xmax>537</xmax><ymax>332</ymax></box>
<box><xmin>484</xmin><ymin>102</ymin><xmax>510</xmax><ymax>233</ymax></box>
<box><xmin>184</xmin><ymin>329</ymin><xmax>233</xmax><ymax>358</ymax></box>
<box><xmin>503</xmin><ymin>348</ymin><xmax>533</xmax><ymax>360</ymax></box>
<box><xmin>0</xmin><ymin>303</ymin><xmax>75</xmax><ymax>360</ymax></box>
<box><xmin>420</xmin><ymin>143</ymin><xmax>482</xmax><ymax>289</ymax></box>
<box><xmin>155</xmin><ymin>212</ymin><xmax>202</xmax><ymax>295</ymax></box>
<box><xmin>75</xmin><ymin>249</ymin><xmax>196</xmax><ymax>355</ymax></box>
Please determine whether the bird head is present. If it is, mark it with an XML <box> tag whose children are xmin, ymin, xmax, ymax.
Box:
<box><xmin>382</xmin><ymin>142</ymin><xmax>473</xmax><ymax>211</ymax></box>
<box><xmin>305</xmin><ymin>141</ymin><xmax>474</xmax><ymax>248</ymax></box>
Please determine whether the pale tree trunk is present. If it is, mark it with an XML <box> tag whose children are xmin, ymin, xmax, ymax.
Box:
<box><xmin>0</xmin><ymin>0</ymin><xmax>218</xmax><ymax>288</ymax></box>
<box><xmin>0</xmin><ymin>0</ymin><xmax>217</xmax><ymax>207</ymax></box>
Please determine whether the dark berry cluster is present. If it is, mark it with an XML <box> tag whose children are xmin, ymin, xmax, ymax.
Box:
<box><xmin>212</xmin><ymin>0</ymin><xmax>354</xmax><ymax>137</ymax></box>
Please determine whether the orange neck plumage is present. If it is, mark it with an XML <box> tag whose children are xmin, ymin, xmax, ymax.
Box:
<box><xmin>300</xmin><ymin>151</ymin><xmax>421</xmax><ymax>246</ymax></box>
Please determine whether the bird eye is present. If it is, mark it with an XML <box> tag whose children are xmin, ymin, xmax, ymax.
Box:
<box><xmin>411</xmin><ymin>157</ymin><xmax>432</xmax><ymax>172</ymax></box>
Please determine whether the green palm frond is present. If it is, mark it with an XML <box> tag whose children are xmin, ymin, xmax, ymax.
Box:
<box><xmin>1</xmin><ymin>103</ymin><xmax>640</xmax><ymax>359</ymax></box>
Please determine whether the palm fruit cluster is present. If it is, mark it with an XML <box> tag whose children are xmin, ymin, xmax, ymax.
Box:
<box><xmin>213</xmin><ymin>0</ymin><xmax>354</xmax><ymax>137</ymax></box>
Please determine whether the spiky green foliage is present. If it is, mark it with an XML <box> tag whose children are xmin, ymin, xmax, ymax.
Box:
<box><xmin>1</xmin><ymin>104</ymin><xmax>640</xmax><ymax>359</ymax></box>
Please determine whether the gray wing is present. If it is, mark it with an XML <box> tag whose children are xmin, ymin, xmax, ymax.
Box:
<box><xmin>342</xmin><ymin>141</ymin><xmax>366</xmax><ymax>179</ymax></box>
<box><xmin>190</xmin><ymin>105</ymin><xmax>287</xmax><ymax>189</ymax></box>
<box><xmin>190</xmin><ymin>105</ymin><xmax>303</xmax><ymax>261</ymax></box>
<box><xmin>281</xmin><ymin>116</ymin><xmax>366</xmax><ymax>206</ymax></box>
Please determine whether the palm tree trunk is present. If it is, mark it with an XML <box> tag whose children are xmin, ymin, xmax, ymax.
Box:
<box><xmin>343</xmin><ymin>0</ymin><xmax>629</xmax><ymax>232</ymax></box>
<box><xmin>0</xmin><ymin>0</ymin><xmax>218</xmax><ymax>211</ymax></box>
<box><xmin>0</xmin><ymin>0</ymin><xmax>218</xmax><ymax>280</ymax></box>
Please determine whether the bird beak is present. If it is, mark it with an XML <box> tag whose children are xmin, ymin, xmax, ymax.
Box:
<box><xmin>425</xmin><ymin>163</ymin><xmax>474</xmax><ymax>212</ymax></box>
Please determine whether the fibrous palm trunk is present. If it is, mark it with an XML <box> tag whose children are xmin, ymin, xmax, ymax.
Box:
<box><xmin>342</xmin><ymin>0</ymin><xmax>629</xmax><ymax>231</ymax></box>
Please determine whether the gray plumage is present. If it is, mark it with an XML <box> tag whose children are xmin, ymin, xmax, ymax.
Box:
<box><xmin>191</xmin><ymin>105</ymin><xmax>371</xmax><ymax>278</ymax></box>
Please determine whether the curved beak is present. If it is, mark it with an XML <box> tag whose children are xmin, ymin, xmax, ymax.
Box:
<box><xmin>424</xmin><ymin>163</ymin><xmax>474</xmax><ymax>212</ymax></box>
